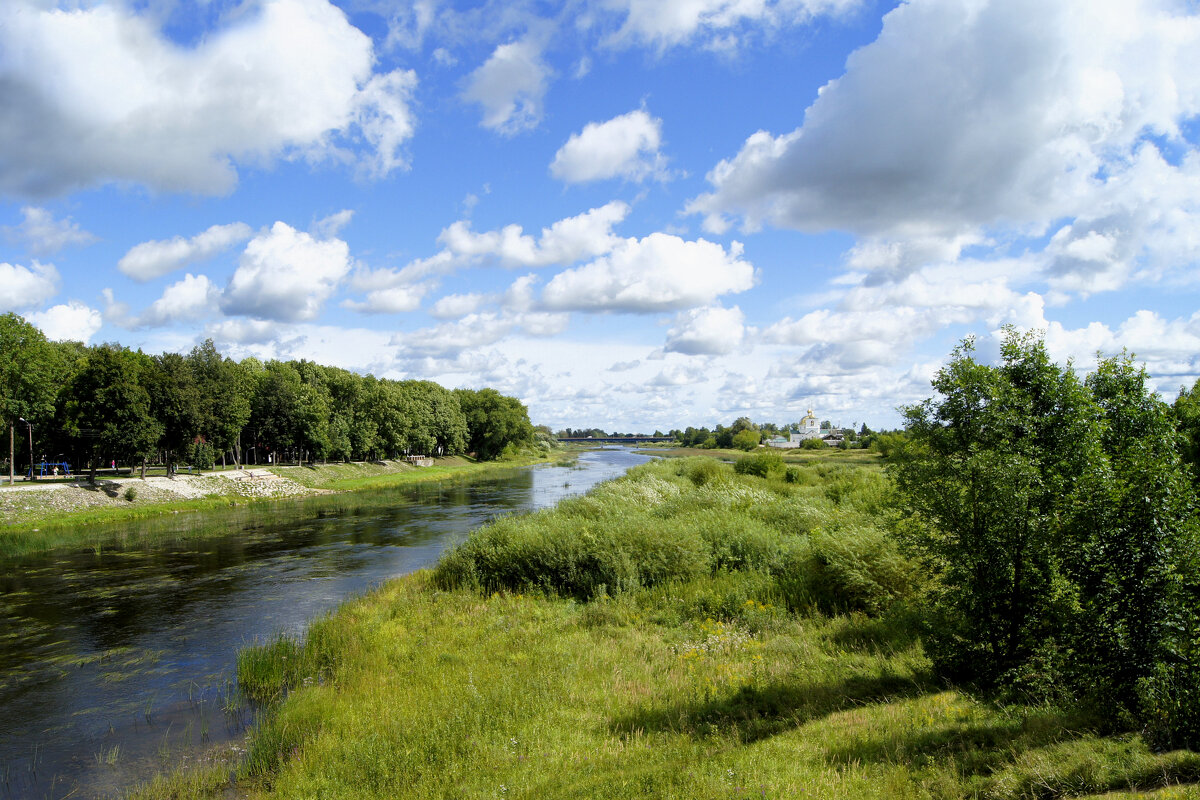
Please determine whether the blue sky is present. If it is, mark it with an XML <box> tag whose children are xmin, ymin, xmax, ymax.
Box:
<box><xmin>2</xmin><ymin>0</ymin><xmax>1198</xmax><ymax>433</ymax></box>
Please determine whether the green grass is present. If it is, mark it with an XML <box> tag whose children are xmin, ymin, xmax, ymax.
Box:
<box><xmin>275</xmin><ymin>452</ymin><xmax>569</xmax><ymax>492</ymax></box>
<box><xmin>650</xmin><ymin>445</ymin><xmax>883</xmax><ymax>468</ymax></box>
<box><xmin>128</xmin><ymin>456</ymin><xmax>1200</xmax><ymax>800</ymax></box>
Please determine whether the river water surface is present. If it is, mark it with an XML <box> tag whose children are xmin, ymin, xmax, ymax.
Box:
<box><xmin>0</xmin><ymin>448</ymin><xmax>649</xmax><ymax>799</ymax></box>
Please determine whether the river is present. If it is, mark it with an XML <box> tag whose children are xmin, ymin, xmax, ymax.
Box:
<box><xmin>0</xmin><ymin>448</ymin><xmax>649</xmax><ymax>799</ymax></box>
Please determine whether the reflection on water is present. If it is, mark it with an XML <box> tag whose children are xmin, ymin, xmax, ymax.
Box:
<box><xmin>0</xmin><ymin>448</ymin><xmax>648</xmax><ymax>799</ymax></box>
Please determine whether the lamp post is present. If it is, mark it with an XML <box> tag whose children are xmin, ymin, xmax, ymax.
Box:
<box><xmin>18</xmin><ymin>418</ymin><xmax>31</xmax><ymax>481</ymax></box>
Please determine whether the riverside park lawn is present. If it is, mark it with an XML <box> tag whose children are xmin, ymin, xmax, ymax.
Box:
<box><xmin>130</xmin><ymin>455</ymin><xmax>1200</xmax><ymax>800</ymax></box>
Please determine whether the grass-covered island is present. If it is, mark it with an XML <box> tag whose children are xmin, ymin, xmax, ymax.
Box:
<box><xmin>132</xmin><ymin>452</ymin><xmax>1200</xmax><ymax>800</ymax></box>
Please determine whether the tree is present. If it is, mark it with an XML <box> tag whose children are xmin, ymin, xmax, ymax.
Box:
<box><xmin>1069</xmin><ymin>354</ymin><xmax>1197</xmax><ymax>719</ymax></box>
<box><xmin>892</xmin><ymin>331</ymin><xmax>1098</xmax><ymax>687</ymax></box>
<box><xmin>894</xmin><ymin>331</ymin><xmax>1200</xmax><ymax>744</ymax></box>
<box><xmin>146</xmin><ymin>352</ymin><xmax>202</xmax><ymax>475</ymax></box>
<box><xmin>454</xmin><ymin>388</ymin><xmax>533</xmax><ymax>460</ymax></box>
<box><xmin>0</xmin><ymin>314</ymin><xmax>60</xmax><ymax>482</ymax></box>
<box><xmin>65</xmin><ymin>344</ymin><xmax>163</xmax><ymax>479</ymax></box>
<box><xmin>250</xmin><ymin>361</ymin><xmax>303</xmax><ymax>462</ymax></box>
<box><xmin>1174</xmin><ymin>378</ymin><xmax>1200</xmax><ymax>472</ymax></box>
<box><xmin>732</xmin><ymin>429</ymin><xmax>760</xmax><ymax>451</ymax></box>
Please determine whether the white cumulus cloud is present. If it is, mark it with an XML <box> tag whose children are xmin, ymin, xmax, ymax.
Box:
<box><xmin>0</xmin><ymin>0</ymin><xmax>417</xmax><ymax>197</ymax></box>
<box><xmin>222</xmin><ymin>222</ymin><xmax>352</xmax><ymax>322</ymax></box>
<box><xmin>139</xmin><ymin>273</ymin><xmax>220</xmax><ymax>326</ymax></box>
<box><xmin>541</xmin><ymin>234</ymin><xmax>756</xmax><ymax>312</ymax></box>
<box><xmin>431</xmin><ymin>293</ymin><xmax>488</xmax><ymax>319</ymax></box>
<box><xmin>462</xmin><ymin>38</ymin><xmax>551</xmax><ymax>134</ymax></box>
<box><xmin>687</xmin><ymin>0</ymin><xmax>1200</xmax><ymax>250</ymax></box>
<box><xmin>550</xmin><ymin>109</ymin><xmax>666</xmax><ymax>183</ymax></box>
<box><xmin>438</xmin><ymin>201</ymin><xmax>630</xmax><ymax>268</ymax></box>
<box><xmin>118</xmin><ymin>222</ymin><xmax>253</xmax><ymax>282</ymax></box>
<box><xmin>599</xmin><ymin>0</ymin><xmax>860</xmax><ymax>51</ymax></box>
<box><xmin>0</xmin><ymin>261</ymin><xmax>59</xmax><ymax>311</ymax></box>
<box><xmin>26</xmin><ymin>301</ymin><xmax>102</xmax><ymax>343</ymax></box>
<box><xmin>665</xmin><ymin>305</ymin><xmax>746</xmax><ymax>355</ymax></box>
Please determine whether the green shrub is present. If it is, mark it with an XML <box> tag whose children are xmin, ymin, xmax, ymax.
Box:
<box><xmin>732</xmin><ymin>429</ymin><xmax>760</xmax><ymax>451</ymax></box>
<box><xmin>800</xmin><ymin>438</ymin><xmax>825</xmax><ymax>450</ymax></box>
<box><xmin>680</xmin><ymin>509</ymin><xmax>788</xmax><ymax>572</ymax></box>
<box><xmin>774</xmin><ymin>526</ymin><xmax>917</xmax><ymax>615</ymax></box>
<box><xmin>123</xmin><ymin>486</ymin><xmax>137</xmax><ymax>502</ymax></box>
<box><xmin>189</xmin><ymin>439</ymin><xmax>215</xmax><ymax>471</ymax></box>
<box><xmin>784</xmin><ymin>466</ymin><xmax>801</xmax><ymax>483</ymax></box>
<box><xmin>681</xmin><ymin>457</ymin><xmax>727</xmax><ymax>487</ymax></box>
<box><xmin>433</xmin><ymin>513</ymin><xmax>711</xmax><ymax>600</ymax></box>
<box><xmin>733</xmin><ymin>451</ymin><xmax>783</xmax><ymax>478</ymax></box>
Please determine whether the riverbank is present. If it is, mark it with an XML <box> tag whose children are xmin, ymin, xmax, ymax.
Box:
<box><xmin>0</xmin><ymin>451</ymin><xmax>571</xmax><ymax>556</ymax></box>
<box><xmin>130</xmin><ymin>456</ymin><xmax>1200</xmax><ymax>799</ymax></box>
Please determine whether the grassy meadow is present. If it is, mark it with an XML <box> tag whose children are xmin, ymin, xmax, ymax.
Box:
<box><xmin>130</xmin><ymin>455</ymin><xmax>1200</xmax><ymax>799</ymax></box>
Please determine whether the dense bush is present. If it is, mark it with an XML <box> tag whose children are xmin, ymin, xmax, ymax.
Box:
<box><xmin>732</xmin><ymin>429</ymin><xmax>760</xmax><ymax>451</ymax></box>
<box><xmin>895</xmin><ymin>330</ymin><xmax>1200</xmax><ymax>743</ymax></box>
<box><xmin>189</xmin><ymin>439</ymin><xmax>215</xmax><ymax>471</ymax></box>
<box><xmin>774</xmin><ymin>525</ymin><xmax>917</xmax><ymax>614</ymax></box>
<box><xmin>733</xmin><ymin>451</ymin><xmax>783</xmax><ymax>478</ymax></box>
<box><xmin>433</xmin><ymin>512</ymin><xmax>711</xmax><ymax>599</ymax></box>
<box><xmin>680</xmin><ymin>457</ymin><xmax>727</xmax><ymax>486</ymax></box>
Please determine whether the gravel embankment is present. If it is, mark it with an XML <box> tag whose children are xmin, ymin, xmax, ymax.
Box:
<box><xmin>0</xmin><ymin>470</ymin><xmax>312</xmax><ymax>525</ymax></box>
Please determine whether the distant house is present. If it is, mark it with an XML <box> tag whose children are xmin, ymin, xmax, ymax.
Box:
<box><xmin>767</xmin><ymin>410</ymin><xmax>824</xmax><ymax>448</ymax></box>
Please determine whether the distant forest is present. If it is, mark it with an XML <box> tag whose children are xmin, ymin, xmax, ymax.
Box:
<box><xmin>0</xmin><ymin>312</ymin><xmax>538</xmax><ymax>478</ymax></box>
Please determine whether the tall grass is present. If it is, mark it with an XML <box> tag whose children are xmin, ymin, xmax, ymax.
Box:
<box><xmin>434</xmin><ymin>458</ymin><xmax>917</xmax><ymax>615</ymax></box>
<box><xmin>129</xmin><ymin>455</ymin><xmax>1200</xmax><ymax>800</ymax></box>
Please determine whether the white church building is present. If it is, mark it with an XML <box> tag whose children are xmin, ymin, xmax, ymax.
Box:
<box><xmin>766</xmin><ymin>410</ymin><xmax>824</xmax><ymax>449</ymax></box>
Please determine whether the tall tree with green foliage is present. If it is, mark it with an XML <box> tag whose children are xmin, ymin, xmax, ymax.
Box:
<box><xmin>1174</xmin><ymin>378</ymin><xmax>1200</xmax><ymax>473</ymax></box>
<box><xmin>454</xmin><ymin>388</ymin><xmax>533</xmax><ymax>460</ymax></box>
<box><xmin>894</xmin><ymin>331</ymin><xmax>1100</xmax><ymax>687</ymax></box>
<box><xmin>1070</xmin><ymin>355</ymin><xmax>1197</xmax><ymax>725</ymax></box>
<box><xmin>146</xmin><ymin>352</ymin><xmax>202</xmax><ymax>475</ymax></box>
<box><xmin>0</xmin><ymin>314</ymin><xmax>61</xmax><ymax>482</ymax></box>
<box><xmin>65</xmin><ymin>344</ymin><xmax>163</xmax><ymax>479</ymax></box>
<box><xmin>895</xmin><ymin>331</ymin><xmax>1200</xmax><ymax>745</ymax></box>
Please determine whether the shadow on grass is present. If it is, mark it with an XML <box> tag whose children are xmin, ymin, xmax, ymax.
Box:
<box><xmin>823</xmin><ymin>702</ymin><xmax>1200</xmax><ymax>798</ymax></box>
<box><xmin>825</xmin><ymin>611</ymin><xmax>923</xmax><ymax>656</ymax></box>
<box><xmin>611</xmin><ymin>671</ymin><xmax>930</xmax><ymax>745</ymax></box>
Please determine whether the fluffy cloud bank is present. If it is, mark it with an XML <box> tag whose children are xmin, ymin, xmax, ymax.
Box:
<box><xmin>0</xmin><ymin>261</ymin><xmax>58</xmax><ymax>311</ymax></box>
<box><xmin>688</xmin><ymin>0</ymin><xmax>1200</xmax><ymax>285</ymax></box>
<box><xmin>542</xmin><ymin>234</ymin><xmax>756</xmax><ymax>312</ymax></box>
<box><xmin>4</xmin><ymin>207</ymin><xmax>96</xmax><ymax>256</ymax></box>
<box><xmin>26</xmin><ymin>301</ymin><xmax>103</xmax><ymax>343</ymax></box>
<box><xmin>222</xmin><ymin>222</ymin><xmax>352</xmax><ymax>322</ymax></box>
<box><xmin>0</xmin><ymin>0</ymin><xmax>416</xmax><ymax>197</ymax></box>
<box><xmin>664</xmin><ymin>305</ymin><xmax>747</xmax><ymax>355</ymax></box>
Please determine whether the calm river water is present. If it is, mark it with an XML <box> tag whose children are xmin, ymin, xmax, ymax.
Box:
<box><xmin>0</xmin><ymin>448</ymin><xmax>649</xmax><ymax>799</ymax></box>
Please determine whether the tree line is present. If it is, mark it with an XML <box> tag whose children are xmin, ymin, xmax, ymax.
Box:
<box><xmin>0</xmin><ymin>313</ymin><xmax>535</xmax><ymax>481</ymax></box>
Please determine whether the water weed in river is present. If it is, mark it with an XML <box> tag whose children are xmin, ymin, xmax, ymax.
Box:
<box><xmin>128</xmin><ymin>456</ymin><xmax>1200</xmax><ymax>799</ymax></box>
